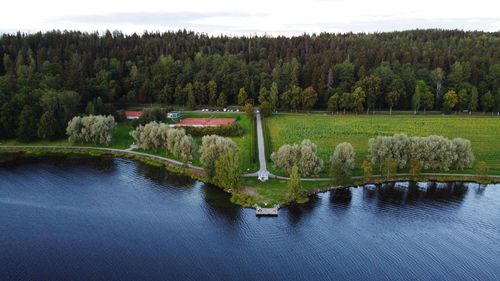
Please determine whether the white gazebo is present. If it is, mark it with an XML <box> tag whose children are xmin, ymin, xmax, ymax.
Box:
<box><xmin>258</xmin><ymin>170</ymin><xmax>269</xmax><ymax>182</ymax></box>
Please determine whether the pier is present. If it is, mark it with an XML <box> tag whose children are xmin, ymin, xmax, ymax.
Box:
<box><xmin>255</xmin><ymin>204</ymin><xmax>280</xmax><ymax>216</ymax></box>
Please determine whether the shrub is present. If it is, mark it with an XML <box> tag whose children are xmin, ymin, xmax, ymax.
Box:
<box><xmin>182</xmin><ymin>123</ymin><xmax>244</xmax><ymax>137</ymax></box>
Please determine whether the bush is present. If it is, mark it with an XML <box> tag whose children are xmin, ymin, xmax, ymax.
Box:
<box><xmin>182</xmin><ymin>123</ymin><xmax>244</xmax><ymax>137</ymax></box>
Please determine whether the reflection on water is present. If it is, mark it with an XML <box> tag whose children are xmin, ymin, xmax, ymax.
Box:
<box><xmin>202</xmin><ymin>183</ymin><xmax>242</xmax><ymax>224</ymax></box>
<box><xmin>362</xmin><ymin>181</ymin><xmax>470</xmax><ymax>205</ymax></box>
<box><xmin>1</xmin><ymin>155</ymin><xmax>499</xmax><ymax>281</ymax></box>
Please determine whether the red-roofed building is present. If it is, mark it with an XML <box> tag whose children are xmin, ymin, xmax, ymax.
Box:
<box><xmin>125</xmin><ymin>110</ymin><xmax>143</xmax><ymax>120</ymax></box>
<box><xmin>176</xmin><ymin>117</ymin><xmax>236</xmax><ymax>127</ymax></box>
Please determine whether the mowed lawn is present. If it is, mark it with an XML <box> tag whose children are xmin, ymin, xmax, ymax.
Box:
<box><xmin>0</xmin><ymin>123</ymin><xmax>134</xmax><ymax>149</ymax></box>
<box><xmin>184</xmin><ymin>112</ymin><xmax>257</xmax><ymax>172</ymax></box>
<box><xmin>266</xmin><ymin>113</ymin><xmax>500</xmax><ymax>175</ymax></box>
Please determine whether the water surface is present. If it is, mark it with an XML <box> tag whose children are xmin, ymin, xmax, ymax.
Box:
<box><xmin>1</xmin><ymin>155</ymin><xmax>499</xmax><ymax>280</ymax></box>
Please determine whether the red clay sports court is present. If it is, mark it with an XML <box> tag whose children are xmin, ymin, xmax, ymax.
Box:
<box><xmin>176</xmin><ymin>117</ymin><xmax>236</xmax><ymax>127</ymax></box>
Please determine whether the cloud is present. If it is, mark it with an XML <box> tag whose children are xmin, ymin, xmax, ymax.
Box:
<box><xmin>1</xmin><ymin>0</ymin><xmax>499</xmax><ymax>36</ymax></box>
<box><xmin>54</xmin><ymin>11</ymin><xmax>268</xmax><ymax>26</ymax></box>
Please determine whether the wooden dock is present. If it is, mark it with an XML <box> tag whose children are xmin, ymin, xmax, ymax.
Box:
<box><xmin>255</xmin><ymin>204</ymin><xmax>280</xmax><ymax>216</ymax></box>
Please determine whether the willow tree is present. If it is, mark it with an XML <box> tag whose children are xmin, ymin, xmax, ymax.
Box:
<box><xmin>330</xmin><ymin>142</ymin><xmax>356</xmax><ymax>184</ymax></box>
<box><xmin>287</xmin><ymin>165</ymin><xmax>302</xmax><ymax>202</ymax></box>
<box><xmin>214</xmin><ymin>150</ymin><xmax>241</xmax><ymax>191</ymax></box>
<box><xmin>199</xmin><ymin>135</ymin><xmax>239</xmax><ymax>178</ymax></box>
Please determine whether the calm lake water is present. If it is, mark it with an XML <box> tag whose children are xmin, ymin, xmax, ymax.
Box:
<box><xmin>0</xmin><ymin>155</ymin><xmax>499</xmax><ymax>281</ymax></box>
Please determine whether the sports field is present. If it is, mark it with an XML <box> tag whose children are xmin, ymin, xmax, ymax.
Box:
<box><xmin>266</xmin><ymin>113</ymin><xmax>500</xmax><ymax>175</ymax></box>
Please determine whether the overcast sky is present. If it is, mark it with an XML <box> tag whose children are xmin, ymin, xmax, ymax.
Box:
<box><xmin>1</xmin><ymin>0</ymin><xmax>499</xmax><ymax>36</ymax></box>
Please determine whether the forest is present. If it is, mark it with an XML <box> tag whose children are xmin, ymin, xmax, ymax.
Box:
<box><xmin>1</xmin><ymin>29</ymin><xmax>500</xmax><ymax>141</ymax></box>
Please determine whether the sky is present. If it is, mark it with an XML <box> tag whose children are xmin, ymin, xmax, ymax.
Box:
<box><xmin>1</xmin><ymin>0</ymin><xmax>499</xmax><ymax>36</ymax></box>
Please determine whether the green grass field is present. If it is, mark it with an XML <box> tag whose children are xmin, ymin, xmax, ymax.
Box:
<box><xmin>0</xmin><ymin>123</ymin><xmax>134</xmax><ymax>149</ymax></box>
<box><xmin>266</xmin><ymin>113</ymin><xmax>500</xmax><ymax>175</ymax></box>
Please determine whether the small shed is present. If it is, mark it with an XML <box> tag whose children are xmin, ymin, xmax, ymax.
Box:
<box><xmin>168</xmin><ymin>111</ymin><xmax>182</xmax><ymax>119</ymax></box>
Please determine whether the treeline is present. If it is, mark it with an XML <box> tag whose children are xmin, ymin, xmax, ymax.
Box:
<box><xmin>1</xmin><ymin>29</ymin><xmax>500</xmax><ymax>139</ymax></box>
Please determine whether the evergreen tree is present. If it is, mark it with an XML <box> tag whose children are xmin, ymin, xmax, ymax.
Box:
<box><xmin>327</xmin><ymin>94</ymin><xmax>340</xmax><ymax>114</ymax></box>
<box><xmin>413</xmin><ymin>80</ymin><xmax>427</xmax><ymax>114</ymax></box>
<box><xmin>421</xmin><ymin>85</ymin><xmax>434</xmax><ymax>114</ymax></box>
<box><xmin>184</xmin><ymin>83</ymin><xmax>196</xmax><ymax>109</ymax></box>
<box><xmin>351</xmin><ymin>87</ymin><xmax>365</xmax><ymax>114</ymax></box>
<box><xmin>269</xmin><ymin>82</ymin><xmax>279</xmax><ymax>112</ymax></box>
<box><xmin>260</xmin><ymin>101</ymin><xmax>271</xmax><ymax>117</ymax></box>
<box><xmin>480</xmin><ymin>91</ymin><xmax>495</xmax><ymax>113</ymax></box>
<box><xmin>357</xmin><ymin>75</ymin><xmax>381</xmax><ymax>114</ymax></box>
<box><xmin>457</xmin><ymin>88</ymin><xmax>469</xmax><ymax>112</ymax></box>
<box><xmin>37</xmin><ymin>111</ymin><xmax>58</xmax><ymax>140</ymax></box>
<box><xmin>217</xmin><ymin>92</ymin><xmax>227</xmax><ymax>108</ymax></box>
<box><xmin>469</xmin><ymin>87</ymin><xmax>479</xmax><ymax>113</ymax></box>
<box><xmin>207</xmin><ymin>80</ymin><xmax>218</xmax><ymax>107</ymax></box>
<box><xmin>16</xmin><ymin>105</ymin><xmax>38</xmax><ymax>142</ymax></box>
<box><xmin>495</xmin><ymin>89</ymin><xmax>500</xmax><ymax>115</ymax></box>
<box><xmin>302</xmin><ymin>86</ymin><xmax>318</xmax><ymax>111</ymax></box>
<box><xmin>237</xmin><ymin>87</ymin><xmax>248</xmax><ymax>106</ymax></box>
<box><xmin>258</xmin><ymin>86</ymin><xmax>268</xmax><ymax>104</ymax></box>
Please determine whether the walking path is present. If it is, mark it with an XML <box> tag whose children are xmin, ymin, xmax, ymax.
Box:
<box><xmin>0</xmin><ymin>145</ymin><xmax>204</xmax><ymax>172</ymax></box>
<box><xmin>255</xmin><ymin>110</ymin><xmax>270</xmax><ymax>181</ymax></box>
<box><xmin>1</xmin><ymin>143</ymin><xmax>498</xmax><ymax>182</ymax></box>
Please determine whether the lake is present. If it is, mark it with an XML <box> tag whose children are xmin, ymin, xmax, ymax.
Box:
<box><xmin>0</xmin><ymin>155</ymin><xmax>499</xmax><ymax>280</ymax></box>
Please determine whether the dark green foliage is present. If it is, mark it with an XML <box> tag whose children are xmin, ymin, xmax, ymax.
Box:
<box><xmin>37</xmin><ymin>111</ymin><xmax>58</xmax><ymax>140</ymax></box>
<box><xmin>138</xmin><ymin>107</ymin><xmax>167</xmax><ymax>125</ymax></box>
<box><xmin>480</xmin><ymin>92</ymin><xmax>495</xmax><ymax>112</ymax></box>
<box><xmin>260</xmin><ymin>101</ymin><xmax>272</xmax><ymax>117</ymax></box>
<box><xmin>214</xmin><ymin>150</ymin><xmax>241</xmax><ymax>191</ymax></box>
<box><xmin>16</xmin><ymin>105</ymin><xmax>38</xmax><ymax>142</ymax></box>
<box><xmin>0</xmin><ymin>29</ymin><xmax>499</xmax><ymax>135</ymax></box>
<box><xmin>182</xmin><ymin>123</ymin><xmax>244</xmax><ymax>137</ymax></box>
<box><xmin>287</xmin><ymin>165</ymin><xmax>303</xmax><ymax>202</ymax></box>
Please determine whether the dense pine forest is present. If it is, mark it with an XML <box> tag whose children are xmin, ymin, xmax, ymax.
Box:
<box><xmin>1</xmin><ymin>29</ymin><xmax>500</xmax><ymax>141</ymax></box>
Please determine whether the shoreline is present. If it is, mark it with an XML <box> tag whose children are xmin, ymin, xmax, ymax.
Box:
<box><xmin>1</xmin><ymin>146</ymin><xmax>498</xmax><ymax>207</ymax></box>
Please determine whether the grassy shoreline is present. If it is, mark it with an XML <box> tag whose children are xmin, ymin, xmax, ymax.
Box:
<box><xmin>1</xmin><ymin>113</ymin><xmax>499</xmax><ymax>207</ymax></box>
<box><xmin>1</xmin><ymin>146</ymin><xmax>498</xmax><ymax>208</ymax></box>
